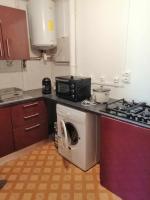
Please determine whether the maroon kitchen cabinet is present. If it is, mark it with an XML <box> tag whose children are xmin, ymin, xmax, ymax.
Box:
<box><xmin>11</xmin><ymin>100</ymin><xmax>47</xmax><ymax>128</ymax></box>
<box><xmin>11</xmin><ymin>100</ymin><xmax>49</xmax><ymax>150</ymax></box>
<box><xmin>0</xmin><ymin>107</ymin><xmax>14</xmax><ymax>157</ymax></box>
<box><xmin>13</xmin><ymin>122</ymin><xmax>48</xmax><ymax>150</ymax></box>
<box><xmin>0</xmin><ymin>5</ymin><xmax>29</xmax><ymax>60</ymax></box>
<box><xmin>100</xmin><ymin>116</ymin><xmax>150</xmax><ymax>200</ymax></box>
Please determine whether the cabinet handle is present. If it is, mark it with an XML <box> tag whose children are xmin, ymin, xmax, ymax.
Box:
<box><xmin>6</xmin><ymin>39</ymin><xmax>10</xmax><ymax>57</ymax></box>
<box><xmin>0</xmin><ymin>22</ymin><xmax>3</xmax><ymax>57</ymax></box>
<box><xmin>25</xmin><ymin>123</ymin><xmax>40</xmax><ymax>131</ymax></box>
<box><xmin>23</xmin><ymin>102</ymin><xmax>39</xmax><ymax>108</ymax></box>
<box><xmin>0</xmin><ymin>42</ymin><xmax>3</xmax><ymax>57</ymax></box>
<box><xmin>24</xmin><ymin>113</ymin><xmax>39</xmax><ymax>119</ymax></box>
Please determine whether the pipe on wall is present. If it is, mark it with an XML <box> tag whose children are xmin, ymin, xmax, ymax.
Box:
<box><xmin>69</xmin><ymin>0</ymin><xmax>77</xmax><ymax>75</ymax></box>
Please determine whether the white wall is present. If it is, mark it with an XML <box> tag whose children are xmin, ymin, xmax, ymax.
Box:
<box><xmin>76</xmin><ymin>0</ymin><xmax>129</xmax><ymax>79</ymax></box>
<box><xmin>0</xmin><ymin>0</ymin><xmax>52</xmax><ymax>91</ymax></box>
<box><xmin>51</xmin><ymin>64</ymin><xmax>70</xmax><ymax>88</ymax></box>
<box><xmin>75</xmin><ymin>0</ymin><xmax>150</xmax><ymax>103</ymax></box>
<box><xmin>122</xmin><ymin>0</ymin><xmax>150</xmax><ymax>102</ymax></box>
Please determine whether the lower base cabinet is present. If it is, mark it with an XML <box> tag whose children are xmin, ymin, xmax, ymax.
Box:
<box><xmin>12</xmin><ymin>99</ymin><xmax>49</xmax><ymax>150</ymax></box>
<box><xmin>0</xmin><ymin>108</ymin><xmax>14</xmax><ymax>157</ymax></box>
<box><xmin>100</xmin><ymin>115</ymin><xmax>150</xmax><ymax>200</ymax></box>
<box><xmin>0</xmin><ymin>99</ymin><xmax>49</xmax><ymax>158</ymax></box>
<box><xmin>14</xmin><ymin>121</ymin><xmax>48</xmax><ymax>150</ymax></box>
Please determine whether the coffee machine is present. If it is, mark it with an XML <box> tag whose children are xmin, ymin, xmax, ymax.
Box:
<box><xmin>42</xmin><ymin>77</ymin><xmax>51</xmax><ymax>94</ymax></box>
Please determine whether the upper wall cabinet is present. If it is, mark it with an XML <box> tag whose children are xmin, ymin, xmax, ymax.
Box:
<box><xmin>0</xmin><ymin>5</ymin><xmax>29</xmax><ymax>60</ymax></box>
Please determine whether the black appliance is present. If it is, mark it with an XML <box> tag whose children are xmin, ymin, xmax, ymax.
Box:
<box><xmin>55</xmin><ymin>75</ymin><xmax>91</xmax><ymax>102</ymax></box>
<box><xmin>42</xmin><ymin>77</ymin><xmax>51</xmax><ymax>94</ymax></box>
<box><xmin>105</xmin><ymin>98</ymin><xmax>150</xmax><ymax>125</ymax></box>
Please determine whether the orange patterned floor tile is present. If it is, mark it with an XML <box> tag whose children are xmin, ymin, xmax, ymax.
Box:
<box><xmin>0</xmin><ymin>142</ymin><xmax>122</xmax><ymax>200</ymax></box>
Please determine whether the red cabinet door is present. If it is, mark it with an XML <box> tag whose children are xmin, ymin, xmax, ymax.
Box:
<box><xmin>0</xmin><ymin>5</ymin><xmax>29</xmax><ymax>60</ymax></box>
<box><xmin>11</xmin><ymin>99</ymin><xmax>49</xmax><ymax>150</ymax></box>
<box><xmin>11</xmin><ymin>100</ymin><xmax>48</xmax><ymax>128</ymax></box>
<box><xmin>13</xmin><ymin>121</ymin><xmax>48</xmax><ymax>150</ymax></box>
<box><xmin>100</xmin><ymin>116</ymin><xmax>150</xmax><ymax>200</ymax></box>
<box><xmin>0</xmin><ymin>107</ymin><xmax>14</xmax><ymax>157</ymax></box>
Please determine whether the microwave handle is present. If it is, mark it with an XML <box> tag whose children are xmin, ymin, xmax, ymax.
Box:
<box><xmin>56</xmin><ymin>79</ymin><xmax>70</xmax><ymax>83</ymax></box>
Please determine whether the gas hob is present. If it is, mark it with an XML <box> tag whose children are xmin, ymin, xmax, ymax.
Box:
<box><xmin>105</xmin><ymin>99</ymin><xmax>150</xmax><ymax>125</ymax></box>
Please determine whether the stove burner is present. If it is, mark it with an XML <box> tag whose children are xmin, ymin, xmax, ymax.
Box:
<box><xmin>143</xmin><ymin>108</ymin><xmax>150</xmax><ymax>117</ymax></box>
<box><xmin>105</xmin><ymin>99</ymin><xmax>150</xmax><ymax>125</ymax></box>
<box><xmin>114</xmin><ymin>99</ymin><xmax>137</xmax><ymax>112</ymax></box>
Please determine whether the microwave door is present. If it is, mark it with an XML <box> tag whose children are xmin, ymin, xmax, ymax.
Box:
<box><xmin>56</xmin><ymin>81</ymin><xmax>71</xmax><ymax>97</ymax></box>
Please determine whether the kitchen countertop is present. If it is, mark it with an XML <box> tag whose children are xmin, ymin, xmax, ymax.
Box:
<box><xmin>0</xmin><ymin>88</ymin><xmax>108</xmax><ymax>114</ymax></box>
<box><xmin>0</xmin><ymin>89</ymin><xmax>43</xmax><ymax>107</ymax></box>
<box><xmin>0</xmin><ymin>88</ymin><xmax>149</xmax><ymax>128</ymax></box>
<box><xmin>45</xmin><ymin>92</ymin><xmax>150</xmax><ymax>128</ymax></box>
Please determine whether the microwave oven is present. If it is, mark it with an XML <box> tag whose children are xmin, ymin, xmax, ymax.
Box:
<box><xmin>55</xmin><ymin>76</ymin><xmax>91</xmax><ymax>102</ymax></box>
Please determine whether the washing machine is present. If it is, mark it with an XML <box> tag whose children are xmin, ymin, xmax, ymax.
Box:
<box><xmin>57</xmin><ymin>104</ymin><xmax>99</xmax><ymax>171</ymax></box>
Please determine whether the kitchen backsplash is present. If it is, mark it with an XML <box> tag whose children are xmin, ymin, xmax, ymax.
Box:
<box><xmin>0</xmin><ymin>61</ymin><xmax>24</xmax><ymax>90</ymax></box>
<box><xmin>0</xmin><ymin>60</ymin><xmax>53</xmax><ymax>91</ymax></box>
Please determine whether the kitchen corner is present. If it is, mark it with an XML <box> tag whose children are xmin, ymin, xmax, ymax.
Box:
<box><xmin>1</xmin><ymin>0</ymin><xmax>150</xmax><ymax>200</ymax></box>
<box><xmin>1</xmin><ymin>85</ymin><xmax>150</xmax><ymax>200</ymax></box>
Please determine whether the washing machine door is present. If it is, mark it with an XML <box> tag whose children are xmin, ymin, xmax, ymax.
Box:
<box><xmin>60</xmin><ymin>120</ymin><xmax>79</xmax><ymax>150</ymax></box>
<box><xmin>60</xmin><ymin>120</ymin><xmax>69</xmax><ymax>148</ymax></box>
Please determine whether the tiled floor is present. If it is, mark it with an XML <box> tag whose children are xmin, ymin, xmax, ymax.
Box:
<box><xmin>0</xmin><ymin>141</ymin><xmax>121</xmax><ymax>200</ymax></box>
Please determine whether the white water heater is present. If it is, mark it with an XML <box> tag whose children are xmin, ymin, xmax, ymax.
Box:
<box><xmin>28</xmin><ymin>0</ymin><xmax>56</xmax><ymax>50</ymax></box>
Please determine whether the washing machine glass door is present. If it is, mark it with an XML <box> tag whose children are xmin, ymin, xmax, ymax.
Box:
<box><xmin>65</xmin><ymin>122</ymin><xmax>79</xmax><ymax>146</ymax></box>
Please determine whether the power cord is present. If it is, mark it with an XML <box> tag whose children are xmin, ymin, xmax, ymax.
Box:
<box><xmin>81</xmin><ymin>99</ymin><xmax>97</xmax><ymax>106</ymax></box>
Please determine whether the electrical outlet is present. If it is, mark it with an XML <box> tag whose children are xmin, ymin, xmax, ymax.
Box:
<box><xmin>113</xmin><ymin>77</ymin><xmax>119</xmax><ymax>84</ymax></box>
<box><xmin>122</xmin><ymin>71</ymin><xmax>131</xmax><ymax>83</ymax></box>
